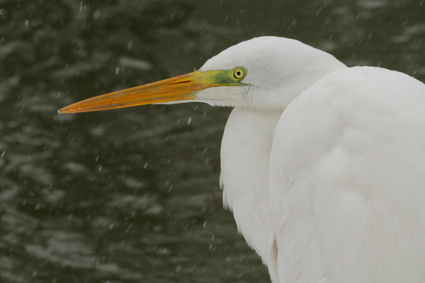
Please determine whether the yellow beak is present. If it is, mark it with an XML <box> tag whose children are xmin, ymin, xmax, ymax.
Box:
<box><xmin>58</xmin><ymin>71</ymin><xmax>218</xmax><ymax>114</ymax></box>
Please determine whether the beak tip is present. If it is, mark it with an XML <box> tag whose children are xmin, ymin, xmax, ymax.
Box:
<box><xmin>58</xmin><ymin>107</ymin><xmax>74</xmax><ymax>114</ymax></box>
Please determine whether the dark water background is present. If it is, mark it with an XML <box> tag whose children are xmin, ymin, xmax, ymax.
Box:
<box><xmin>1</xmin><ymin>0</ymin><xmax>425</xmax><ymax>282</ymax></box>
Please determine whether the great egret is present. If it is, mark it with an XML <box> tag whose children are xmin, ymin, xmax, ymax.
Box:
<box><xmin>59</xmin><ymin>36</ymin><xmax>425</xmax><ymax>283</ymax></box>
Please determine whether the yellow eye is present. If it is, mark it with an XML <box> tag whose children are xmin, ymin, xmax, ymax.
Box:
<box><xmin>232</xmin><ymin>67</ymin><xmax>246</xmax><ymax>80</ymax></box>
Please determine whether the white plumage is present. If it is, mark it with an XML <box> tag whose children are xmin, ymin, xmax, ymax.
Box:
<box><xmin>60</xmin><ymin>36</ymin><xmax>425</xmax><ymax>283</ymax></box>
<box><xmin>270</xmin><ymin>66</ymin><xmax>425</xmax><ymax>282</ymax></box>
<box><xmin>201</xmin><ymin>37</ymin><xmax>425</xmax><ymax>282</ymax></box>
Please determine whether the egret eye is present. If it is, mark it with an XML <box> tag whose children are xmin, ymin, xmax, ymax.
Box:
<box><xmin>232</xmin><ymin>67</ymin><xmax>246</xmax><ymax>80</ymax></box>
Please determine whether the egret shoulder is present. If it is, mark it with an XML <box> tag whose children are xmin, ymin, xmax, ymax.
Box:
<box><xmin>269</xmin><ymin>66</ymin><xmax>425</xmax><ymax>282</ymax></box>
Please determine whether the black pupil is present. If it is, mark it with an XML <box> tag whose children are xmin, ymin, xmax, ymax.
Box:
<box><xmin>236</xmin><ymin>71</ymin><xmax>241</xmax><ymax>77</ymax></box>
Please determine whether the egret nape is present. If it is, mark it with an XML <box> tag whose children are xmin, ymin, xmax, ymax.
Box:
<box><xmin>59</xmin><ymin>36</ymin><xmax>425</xmax><ymax>283</ymax></box>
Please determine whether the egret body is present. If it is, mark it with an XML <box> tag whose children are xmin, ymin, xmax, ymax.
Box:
<box><xmin>60</xmin><ymin>37</ymin><xmax>425</xmax><ymax>283</ymax></box>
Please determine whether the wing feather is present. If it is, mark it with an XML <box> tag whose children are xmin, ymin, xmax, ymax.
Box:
<box><xmin>270</xmin><ymin>67</ymin><xmax>425</xmax><ymax>283</ymax></box>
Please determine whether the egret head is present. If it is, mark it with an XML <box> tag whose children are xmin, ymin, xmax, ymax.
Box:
<box><xmin>197</xmin><ymin>36</ymin><xmax>346</xmax><ymax>110</ymax></box>
<box><xmin>59</xmin><ymin>36</ymin><xmax>345</xmax><ymax>114</ymax></box>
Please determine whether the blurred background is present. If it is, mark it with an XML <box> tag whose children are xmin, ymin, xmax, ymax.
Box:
<box><xmin>0</xmin><ymin>0</ymin><xmax>424</xmax><ymax>282</ymax></box>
